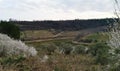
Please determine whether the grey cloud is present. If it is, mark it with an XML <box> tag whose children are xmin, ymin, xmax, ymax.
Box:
<box><xmin>0</xmin><ymin>0</ymin><xmax>114</xmax><ymax>12</ymax></box>
<box><xmin>0</xmin><ymin>0</ymin><xmax>116</xmax><ymax>20</ymax></box>
<box><xmin>58</xmin><ymin>0</ymin><xmax>113</xmax><ymax>12</ymax></box>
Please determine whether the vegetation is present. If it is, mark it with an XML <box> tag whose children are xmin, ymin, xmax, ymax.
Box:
<box><xmin>90</xmin><ymin>42</ymin><xmax>110</xmax><ymax>65</ymax></box>
<box><xmin>82</xmin><ymin>32</ymin><xmax>108</xmax><ymax>43</ymax></box>
<box><xmin>12</xmin><ymin>18</ymin><xmax>115</xmax><ymax>31</ymax></box>
<box><xmin>25</xmin><ymin>40</ymin><xmax>103</xmax><ymax>71</ymax></box>
<box><xmin>0</xmin><ymin>5</ymin><xmax>120</xmax><ymax>70</ymax></box>
<box><xmin>1</xmin><ymin>21</ymin><xmax>119</xmax><ymax>71</ymax></box>
<box><xmin>1</xmin><ymin>27</ymin><xmax>119</xmax><ymax>71</ymax></box>
<box><xmin>0</xmin><ymin>36</ymin><xmax>104</xmax><ymax>71</ymax></box>
<box><xmin>0</xmin><ymin>21</ymin><xmax>20</xmax><ymax>39</ymax></box>
<box><xmin>0</xmin><ymin>33</ymin><xmax>37</xmax><ymax>57</ymax></box>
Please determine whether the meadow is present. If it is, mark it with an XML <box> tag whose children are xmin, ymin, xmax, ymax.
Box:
<box><xmin>0</xmin><ymin>30</ymin><xmax>109</xmax><ymax>71</ymax></box>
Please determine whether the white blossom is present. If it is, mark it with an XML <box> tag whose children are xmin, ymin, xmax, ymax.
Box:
<box><xmin>0</xmin><ymin>33</ymin><xmax>37</xmax><ymax>57</ymax></box>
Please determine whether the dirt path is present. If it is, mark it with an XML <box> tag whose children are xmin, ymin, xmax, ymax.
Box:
<box><xmin>24</xmin><ymin>37</ymin><xmax>74</xmax><ymax>43</ymax></box>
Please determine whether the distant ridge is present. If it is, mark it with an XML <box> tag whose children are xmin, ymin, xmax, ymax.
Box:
<box><xmin>10</xmin><ymin>18</ymin><xmax>116</xmax><ymax>31</ymax></box>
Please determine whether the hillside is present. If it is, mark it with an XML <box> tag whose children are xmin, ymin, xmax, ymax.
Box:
<box><xmin>9</xmin><ymin>18</ymin><xmax>115</xmax><ymax>42</ymax></box>
<box><xmin>11</xmin><ymin>18</ymin><xmax>115</xmax><ymax>31</ymax></box>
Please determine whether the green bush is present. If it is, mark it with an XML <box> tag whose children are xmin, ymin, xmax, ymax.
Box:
<box><xmin>90</xmin><ymin>42</ymin><xmax>110</xmax><ymax>65</ymax></box>
<box><xmin>72</xmin><ymin>45</ymin><xmax>88</xmax><ymax>54</ymax></box>
<box><xmin>57</xmin><ymin>43</ymin><xmax>73</xmax><ymax>55</ymax></box>
<box><xmin>0</xmin><ymin>21</ymin><xmax>20</xmax><ymax>39</ymax></box>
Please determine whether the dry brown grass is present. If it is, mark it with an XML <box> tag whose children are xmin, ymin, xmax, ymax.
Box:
<box><xmin>0</xmin><ymin>54</ymin><xmax>102</xmax><ymax>71</ymax></box>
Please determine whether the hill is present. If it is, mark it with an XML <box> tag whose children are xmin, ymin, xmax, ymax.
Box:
<box><xmin>9</xmin><ymin>18</ymin><xmax>115</xmax><ymax>42</ymax></box>
<box><xmin>11</xmin><ymin>18</ymin><xmax>115</xmax><ymax>31</ymax></box>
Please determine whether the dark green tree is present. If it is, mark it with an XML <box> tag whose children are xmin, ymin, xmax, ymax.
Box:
<box><xmin>0</xmin><ymin>21</ymin><xmax>20</xmax><ymax>39</ymax></box>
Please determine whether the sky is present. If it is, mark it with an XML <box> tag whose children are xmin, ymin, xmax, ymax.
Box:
<box><xmin>0</xmin><ymin>0</ymin><xmax>118</xmax><ymax>21</ymax></box>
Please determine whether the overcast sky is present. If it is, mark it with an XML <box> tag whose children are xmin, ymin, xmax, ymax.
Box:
<box><xmin>0</xmin><ymin>0</ymin><xmax>118</xmax><ymax>20</ymax></box>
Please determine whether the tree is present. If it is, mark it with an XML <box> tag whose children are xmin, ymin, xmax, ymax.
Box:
<box><xmin>0</xmin><ymin>21</ymin><xmax>20</xmax><ymax>39</ymax></box>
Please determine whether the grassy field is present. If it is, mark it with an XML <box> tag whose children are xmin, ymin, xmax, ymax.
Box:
<box><xmin>25</xmin><ymin>33</ymin><xmax>108</xmax><ymax>71</ymax></box>
<box><xmin>0</xmin><ymin>32</ymin><xmax>109</xmax><ymax>71</ymax></box>
<box><xmin>82</xmin><ymin>33</ymin><xmax>108</xmax><ymax>42</ymax></box>
<box><xmin>0</xmin><ymin>43</ymin><xmax>102</xmax><ymax>71</ymax></box>
<box><xmin>25</xmin><ymin>39</ymin><xmax>103</xmax><ymax>71</ymax></box>
<box><xmin>21</xmin><ymin>27</ymin><xmax>104</xmax><ymax>42</ymax></box>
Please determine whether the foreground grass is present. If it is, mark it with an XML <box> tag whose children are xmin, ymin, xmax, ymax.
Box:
<box><xmin>0</xmin><ymin>33</ymin><xmax>107</xmax><ymax>71</ymax></box>
<box><xmin>25</xmin><ymin>40</ymin><xmax>103</xmax><ymax>71</ymax></box>
<box><xmin>0</xmin><ymin>55</ymin><xmax>102</xmax><ymax>71</ymax></box>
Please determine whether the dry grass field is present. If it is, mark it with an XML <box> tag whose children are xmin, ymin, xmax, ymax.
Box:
<box><xmin>0</xmin><ymin>30</ymin><xmax>108</xmax><ymax>71</ymax></box>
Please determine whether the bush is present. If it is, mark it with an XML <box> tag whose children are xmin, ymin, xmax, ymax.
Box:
<box><xmin>56</xmin><ymin>43</ymin><xmax>73</xmax><ymax>55</ymax></box>
<box><xmin>40</xmin><ymin>43</ymin><xmax>57</xmax><ymax>55</ymax></box>
<box><xmin>0</xmin><ymin>33</ymin><xmax>37</xmax><ymax>57</ymax></box>
<box><xmin>72</xmin><ymin>45</ymin><xmax>88</xmax><ymax>54</ymax></box>
<box><xmin>90</xmin><ymin>42</ymin><xmax>110</xmax><ymax>65</ymax></box>
<box><xmin>0</xmin><ymin>21</ymin><xmax>20</xmax><ymax>39</ymax></box>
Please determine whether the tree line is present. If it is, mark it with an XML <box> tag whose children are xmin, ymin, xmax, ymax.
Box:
<box><xmin>11</xmin><ymin>18</ymin><xmax>116</xmax><ymax>31</ymax></box>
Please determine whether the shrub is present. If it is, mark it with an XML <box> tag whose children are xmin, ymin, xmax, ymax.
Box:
<box><xmin>0</xmin><ymin>21</ymin><xmax>20</xmax><ymax>39</ymax></box>
<box><xmin>105</xmin><ymin>0</ymin><xmax>120</xmax><ymax>70</ymax></box>
<box><xmin>0</xmin><ymin>33</ymin><xmax>37</xmax><ymax>57</ymax></box>
<box><xmin>56</xmin><ymin>43</ymin><xmax>73</xmax><ymax>55</ymax></box>
<box><xmin>90</xmin><ymin>42</ymin><xmax>110</xmax><ymax>65</ymax></box>
<box><xmin>72</xmin><ymin>45</ymin><xmax>88</xmax><ymax>54</ymax></box>
<box><xmin>40</xmin><ymin>43</ymin><xmax>57</xmax><ymax>55</ymax></box>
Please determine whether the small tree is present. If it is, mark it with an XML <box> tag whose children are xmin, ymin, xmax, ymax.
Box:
<box><xmin>0</xmin><ymin>21</ymin><xmax>20</xmax><ymax>39</ymax></box>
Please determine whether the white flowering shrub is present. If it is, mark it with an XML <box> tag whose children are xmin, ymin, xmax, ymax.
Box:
<box><xmin>106</xmin><ymin>21</ymin><xmax>120</xmax><ymax>70</ymax></box>
<box><xmin>0</xmin><ymin>33</ymin><xmax>37</xmax><ymax>57</ymax></box>
<box><xmin>106</xmin><ymin>0</ymin><xmax>120</xmax><ymax>70</ymax></box>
